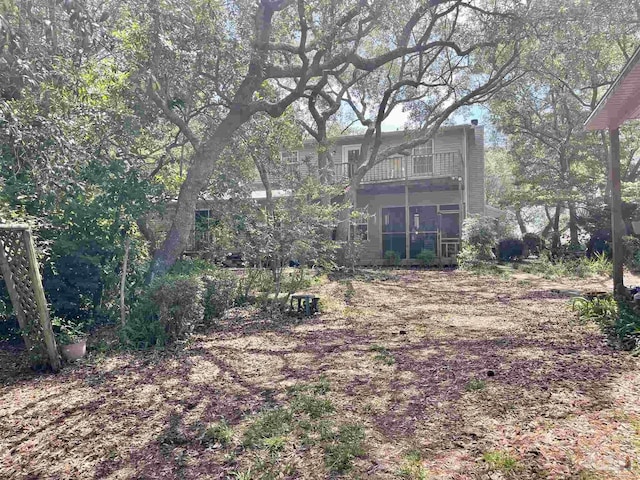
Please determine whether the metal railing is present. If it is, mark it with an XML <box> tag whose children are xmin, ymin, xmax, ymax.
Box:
<box><xmin>333</xmin><ymin>151</ymin><xmax>462</xmax><ymax>184</ymax></box>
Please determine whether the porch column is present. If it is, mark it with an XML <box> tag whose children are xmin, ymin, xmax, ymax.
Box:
<box><xmin>405</xmin><ymin>177</ymin><xmax>410</xmax><ymax>261</ymax></box>
<box><xmin>609</xmin><ymin>128</ymin><xmax>625</xmax><ymax>296</ymax></box>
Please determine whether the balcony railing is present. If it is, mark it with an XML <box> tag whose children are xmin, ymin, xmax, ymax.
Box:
<box><xmin>333</xmin><ymin>151</ymin><xmax>462</xmax><ymax>184</ymax></box>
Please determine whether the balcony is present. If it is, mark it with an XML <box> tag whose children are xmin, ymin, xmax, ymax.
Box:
<box><xmin>333</xmin><ymin>151</ymin><xmax>462</xmax><ymax>184</ymax></box>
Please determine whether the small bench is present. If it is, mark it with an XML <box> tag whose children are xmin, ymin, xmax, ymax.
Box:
<box><xmin>290</xmin><ymin>293</ymin><xmax>320</xmax><ymax>316</ymax></box>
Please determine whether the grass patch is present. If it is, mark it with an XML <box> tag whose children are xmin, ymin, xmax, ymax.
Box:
<box><xmin>201</xmin><ymin>419</ymin><xmax>233</xmax><ymax>446</ymax></box>
<box><xmin>482</xmin><ymin>450</ymin><xmax>518</xmax><ymax>471</ymax></box>
<box><xmin>324</xmin><ymin>423</ymin><xmax>366</xmax><ymax>474</ymax></box>
<box><xmin>465</xmin><ymin>377</ymin><xmax>486</xmax><ymax>391</ymax></box>
<box><xmin>397</xmin><ymin>449</ymin><xmax>429</xmax><ymax>479</ymax></box>
<box><xmin>228</xmin><ymin>379</ymin><xmax>366</xmax><ymax>477</ymax></box>
<box><xmin>242</xmin><ymin>407</ymin><xmax>294</xmax><ymax>448</ymax></box>
<box><xmin>369</xmin><ymin>344</ymin><xmax>395</xmax><ymax>365</ymax></box>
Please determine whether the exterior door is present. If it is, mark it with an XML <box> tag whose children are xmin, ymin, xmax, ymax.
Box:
<box><xmin>382</xmin><ymin>207</ymin><xmax>406</xmax><ymax>259</ymax></box>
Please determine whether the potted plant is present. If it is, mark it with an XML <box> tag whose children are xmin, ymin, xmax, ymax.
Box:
<box><xmin>53</xmin><ymin>318</ymin><xmax>87</xmax><ymax>361</ymax></box>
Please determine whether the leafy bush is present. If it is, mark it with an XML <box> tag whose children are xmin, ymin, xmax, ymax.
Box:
<box><xmin>150</xmin><ymin>275</ymin><xmax>205</xmax><ymax>341</ymax></box>
<box><xmin>416</xmin><ymin>249</ymin><xmax>436</xmax><ymax>266</ymax></box>
<box><xmin>587</xmin><ymin>230</ymin><xmax>611</xmax><ymax>258</ymax></box>
<box><xmin>497</xmin><ymin>238</ymin><xmax>525</xmax><ymax>261</ymax></box>
<box><xmin>623</xmin><ymin>235</ymin><xmax>640</xmax><ymax>272</ymax></box>
<box><xmin>523</xmin><ymin>233</ymin><xmax>545</xmax><ymax>256</ymax></box>
<box><xmin>120</xmin><ymin>300</ymin><xmax>166</xmax><ymax>349</ymax></box>
<box><xmin>384</xmin><ymin>250</ymin><xmax>401</xmax><ymax>266</ymax></box>
<box><xmin>459</xmin><ymin>215</ymin><xmax>512</xmax><ymax>263</ymax></box>
<box><xmin>202</xmin><ymin>270</ymin><xmax>240</xmax><ymax>321</ymax></box>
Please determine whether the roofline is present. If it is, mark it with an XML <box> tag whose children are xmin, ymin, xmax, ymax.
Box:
<box><xmin>301</xmin><ymin>124</ymin><xmax>478</xmax><ymax>147</ymax></box>
<box><xmin>584</xmin><ymin>44</ymin><xmax>640</xmax><ymax>130</ymax></box>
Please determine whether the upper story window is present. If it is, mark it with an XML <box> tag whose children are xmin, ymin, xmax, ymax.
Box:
<box><xmin>342</xmin><ymin>145</ymin><xmax>360</xmax><ymax>178</ymax></box>
<box><xmin>412</xmin><ymin>140</ymin><xmax>434</xmax><ymax>175</ymax></box>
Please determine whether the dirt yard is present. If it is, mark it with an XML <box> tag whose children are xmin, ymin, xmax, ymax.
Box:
<box><xmin>1</xmin><ymin>270</ymin><xmax>639</xmax><ymax>479</ymax></box>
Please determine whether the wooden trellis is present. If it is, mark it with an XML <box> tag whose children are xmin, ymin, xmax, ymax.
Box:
<box><xmin>0</xmin><ymin>224</ymin><xmax>61</xmax><ymax>371</ymax></box>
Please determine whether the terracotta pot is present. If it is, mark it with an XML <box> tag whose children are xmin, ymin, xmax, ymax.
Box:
<box><xmin>61</xmin><ymin>338</ymin><xmax>87</xmax><ymax>361</ymax></box>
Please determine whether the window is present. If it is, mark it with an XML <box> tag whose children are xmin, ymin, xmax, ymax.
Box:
<box><xmin>350</xmin><ymin>211</ymin><xmax>369</xmax><ymax>241</ymax></box>
<box><xmin>194</xmin><ymin>209</ymin><xmax>212</xmax><ymax>250</ymax></box>
<box><xmin>281</xmin><ymin>151</ymin><xmax>299</xmax><ymax>176</ymax></box>
<box><xmin>343</xmin><ymin>146</ymin><xmax>360</xmax><ymax>178</ymax></box>
<box><xmin>412</xmin><ymin>140</ymin><xmax>434</xmax><ymax>175</ymax></box>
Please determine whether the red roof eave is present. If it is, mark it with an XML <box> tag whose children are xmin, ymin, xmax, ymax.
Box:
<box><xmin>584</xmin><ymin>45</ymin><xmax>640</xmax><ymax>131</ymax></box>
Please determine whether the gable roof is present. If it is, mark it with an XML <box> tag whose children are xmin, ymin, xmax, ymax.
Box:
<box><xmin>584</xmin><ymin>45</ymin><xmax>640</xmax><ymax>130</ymax></box>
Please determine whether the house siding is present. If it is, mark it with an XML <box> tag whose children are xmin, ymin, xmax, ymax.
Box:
<box><xmin>466</xmin><ymin>126</ymin><xmax>485</xmax><ymax>215</ymax></box>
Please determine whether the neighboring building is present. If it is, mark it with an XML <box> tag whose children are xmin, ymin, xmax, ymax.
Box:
<box><xmin>272</xmin><ymin>123</ymin><xmax>487</xmax><ymax>265</ymax></box>
<box><xmin>166</xmin><ymin>122</ymin><xmax>487</xmax><ymax>265</ymax></box>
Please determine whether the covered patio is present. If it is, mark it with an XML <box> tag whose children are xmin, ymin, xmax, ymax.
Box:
<box><xmin>584</xmin><ymin>45</ymin><xmax>640</xmax><ymax>295</ymax></box>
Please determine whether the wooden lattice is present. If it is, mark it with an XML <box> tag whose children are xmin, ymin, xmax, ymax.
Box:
<box><xmin>0</xmin><ymin>224</ymin><xmax>61</xmax><ymax>371</ymax></box>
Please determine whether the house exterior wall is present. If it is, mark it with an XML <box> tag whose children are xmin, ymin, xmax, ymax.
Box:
<box><xmin>355</xmin><ymin>189</ymin><xmax>463</xmax><ymax>264</ymax></box>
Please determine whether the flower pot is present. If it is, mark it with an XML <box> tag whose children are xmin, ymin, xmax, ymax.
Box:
<box><xmin>61</xmin><ymin>338</ymin><xmax>87</xmax><ymax>361</ymax></box>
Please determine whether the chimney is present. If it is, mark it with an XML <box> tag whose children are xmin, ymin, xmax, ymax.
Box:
<box><xmin>470</xmin><ymin>119</ymin><xmax>479</xmax><ymax>126</ymax></box>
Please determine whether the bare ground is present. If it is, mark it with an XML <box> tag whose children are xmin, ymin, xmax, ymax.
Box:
<box><xmin>1</xmin><ymin>270</ymin><xmax>639</xmax><ymax>479</ymax></box>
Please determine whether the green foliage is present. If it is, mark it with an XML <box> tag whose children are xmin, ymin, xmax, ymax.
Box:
<box><xmin>416</xmin><ymin>249</ymin><xmax>436</xmax><ymax>266</ymax></box>
<box><xmin>242</xmin><ymin>408</ymin><xmax>294</xmax><ymax>448</ymax></box>
<box><xmin>460</xmin><ymin>215</ymin><xmax>511</xmax><ymax>264</ymax></box>
<box><xmin>497</xmin><ymin>238</ymin><xmax>525</xmax><ymax>262</ymax></box>
<box><xmin>623</xmin><ymin>236</ymin><xmax>640</xmax><ymax>272</ymax></box>
<box><xmin>149</xmin><ymin>275</ymin><xmax>205</xmax><ymax>342</ymax></box>
<box><xmin>369</xmin><ymin>345</ymin><xmax>395</xmax><ymax>365</ymax></box>
<box><xmin>398</xmin><ymin>449</ymin><xmax>429</xmax><ymax>480</ymax></box>
<box><xmin>202</xmin><ymin>419</ymin><xmax>234</xmax><ymax>446</ymax></box>
<box><xmin>120</xmin><ymin>297</ymin><xmax>166</xmax><ymax>349</ymax></box>
<box><xmin>51</xmin><ymin>317</ymin><xmax>86</xmax><ymax>345</ymax></box>
<box><xmin>482</xmin><ymin>451</ymin><xmax>518</xmax><ymax>471</ymax></box>
<box><xmin>465</xmin><ymin>378</ymin><xmax>486</xmax><ymax>392</ymax></box>
<box><xmin>202</xmin><ymin>270</ymin><xmax>240</xmax><ymax>321</ymax></box>
<box><xmin>323</xmin><ymin>424</ymin><xmax>366</xmax><ymax>474</ymax></box>
<box><xmin>572</xmin><ymin>295</ymin><xmax>640</xmax><ymax>353</ymax></box>
<box><xmin>384</xmin><ymin>250</ymin><xmax>401</xmax><ymax>266</ymax></box>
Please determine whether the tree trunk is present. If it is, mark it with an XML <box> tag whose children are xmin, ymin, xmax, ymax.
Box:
<box><xmin>515</xmin><ymin>206</ymin><xmax>527</xmax><ymax>235</ymax></box>
<box><xmin>568</xmin><ymin>202</ymin><xmax>579</xmax><ymax>247</ymax></box>
<box><xmin>149</xmin><ymin>114</ymin><xmax>247</xmax><ymax>279</ymax></box>
<box><xmin>551</xmin><ymin>203</ymin><xmax>562</xmax><ymax>252</ymax></box>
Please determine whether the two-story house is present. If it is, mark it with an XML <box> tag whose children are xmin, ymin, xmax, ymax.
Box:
<box><xmin>275</xmin><ymin>122</ymin><xmax>486</xmax><ymax>265</ymax></box>
<box><xmin>174</xmin><ymin>121</ymin><xmax>487</xmax><ymax>265</ymax></box>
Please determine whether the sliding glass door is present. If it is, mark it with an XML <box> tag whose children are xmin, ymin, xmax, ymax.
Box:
<box><xmin>382</xmin><ymin>207</ymin><xmax>406</xmax><ymax>259</ymax></box>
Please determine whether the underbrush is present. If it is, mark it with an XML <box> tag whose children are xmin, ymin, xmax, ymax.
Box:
<box><xmin>461</xmin><ymin>253</ymin><xmax>612</xmax><ymax>280</ymax></box>
<box><xmin>120</xmin><ymin>260</ymin><xmax>322</xmax><ymax>350</ymax></box>
<box><xmin>572</xmin><ymin>295</ymin><xmax>640</xmax><ymax>353</ymax></box>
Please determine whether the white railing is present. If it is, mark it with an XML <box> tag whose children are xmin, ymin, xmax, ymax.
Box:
<box><xmin>333</xmin><ymin>151</ymin><xmax>462</xmax><ymax>184</ymax></box>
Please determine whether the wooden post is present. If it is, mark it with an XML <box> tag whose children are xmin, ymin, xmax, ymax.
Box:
<box><xmin>0</xmin><ymin>238</ymin><xmax>32</xmax><ymax>350</ymax></box>
<box><xmin>120</xmin><ymin>236</ymin><xmax>131</xmax><ymax>326</ymax></box>
<box><xmin>22</xmin><ymin>229</ymin><xmax>61</xmax><ymax>372</ymax></box>
<box><xmin>609</xmin><ymin>128</ymin><xmax>625</xmax><ymax>296</ymax></box>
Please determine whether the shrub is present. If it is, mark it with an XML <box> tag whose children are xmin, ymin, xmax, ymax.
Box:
<box><xmin>587</xmin><ymin>230</ymin><xmax>611</xmax><ymax>258</ymax></box>
<box><xmin>623</xmin><ymin>235</ymin><xmax>640</xmax><ymax>272</ymax></box>
<box><xmin>202</xmin><ymin>270</ymin><xmax>240</xmax><ymax>321</ymax></box>
<box><xmin>572</xmin><ymin>295</ymin><xmax>640</xmax><ymax>352</ymax></box>
<box><xmin>497</xmin><ymin>238</ymin><xmax>525</xmax><ymax>262</ymax></box>
<box><xmin>460</xmin><ymin>215</ymin><xmax>512</xmax><ymax>262</ymax></box>
<box><xmin>120</xmin><ymin>297</ymin><xmax>166</xmax><ymax>349</ymax></box>
<box><xmin>416</xmin><ymin>249</ymin><xmax>436</xmax><ymax>266</ymax></box>
<box><xmin>150</xmin><ymin>274</ymin><xmax>205</xmax><ymax>342</ymax></box>
<box><xmin>384</xmin><ymin>250</ymin><xmax>401</xmax><ymax>266</ymax></box>
<box><xmin>523</xmin><ymin>233</ymin><xmax>544</xmax><ymax>256</ymax></box>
